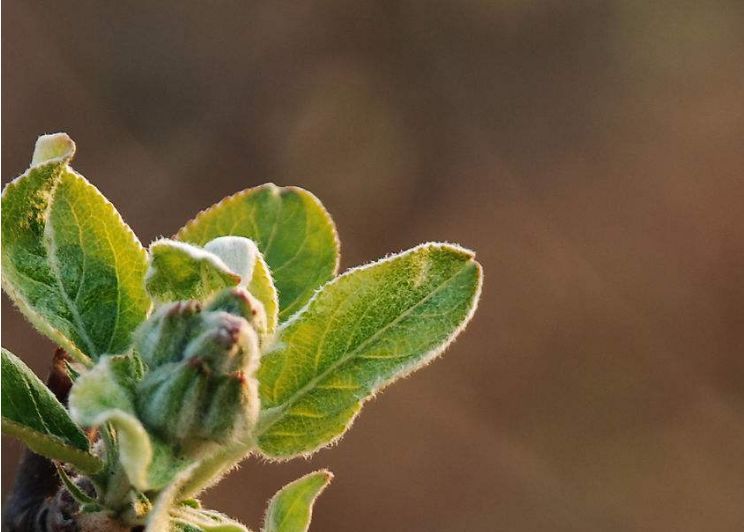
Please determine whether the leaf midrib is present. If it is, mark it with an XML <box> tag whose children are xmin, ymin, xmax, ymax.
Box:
<box><xmin>45</xmin><ymin>184</ymin><xmax>99</xmax><ymax>357</ymax></box>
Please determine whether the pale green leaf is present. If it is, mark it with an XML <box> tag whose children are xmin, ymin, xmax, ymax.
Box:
<box><xmin>146</xmin><ymin>239</ymin><xmax>240</xmax><ymax>302</ymax></box>
<box><xmin>146</xmin><ymin>462</ymin><xmax>201</xmax><ymax>532</ymax></box>
<box><xmin>30</xmin><ymin>132</ymin><xmax>77</xmax><ymax>165</ymax></box>
<box><xmin>2</xmin><ymin>133</ymin><xmax>150</xmax><ymax>364</ymax></box>
<box><xmin>175</xmin><ymin>184</ymin><xmax>339</xmax><ymax>320</ymax></box>
<box><xmin>256</xmin><ymin>243</ymin><xmax>482</xmax><ymax>457</ymax></box>
<box><xmin>1</xmin><ymin>347</ymin><xmax>102</xmax><ymax>474</ymax></box>
<box><xmin>69</xmin><ymin>354</ymin><xmax>189</xmax><ymax>490</ymax></box>
<box><xmin>69</xmin><ymin>356</ymin><xmax>151</xmax><ymax>489</ymax></box>
<box><xmin>176</xmin><ymin>442</ymin><xmax>253</xmax><ymax>500</ymax></box>
<box><xmin>204</xmin><ymin>236</ymin><xmax>279</xmax><ymax>333</ymax></box>
<box><xmin>263</xmin><ymin>470</ymin><xmax>332</xmax><ymax>532</ymax></box>
<box><xmin>172</xmin><ymin>507</ymin><xmax>249</xmax><ymax>532</ymax></box>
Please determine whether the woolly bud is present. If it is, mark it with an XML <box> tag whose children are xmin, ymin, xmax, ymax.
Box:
<box><xmin>183</xmin><ymin>311</ymin><xmax>258</xmax><ymax>374</ymax></box>
<box><xmin>134</xmin><ymin>309</ymin><xmax>260</xmax><ymax>453</ymax></box>
<box><xmin>133</xmin><ymin>301</ymin><xmax>202</xmax><ymax>367</ymax></box>
<box><xmin>205</xmin><ymin>287</ymin><xmax>269</xmax><ymax>346</ymax></box>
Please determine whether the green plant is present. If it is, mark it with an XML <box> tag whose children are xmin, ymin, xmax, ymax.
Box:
<box><xmin>1</xmin><ymin>133</ymin><xmax>482</xmax><ymax>531</ymax></box>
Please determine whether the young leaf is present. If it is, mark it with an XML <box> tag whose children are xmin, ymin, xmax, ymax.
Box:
<box><xmin>146</xmin><ymin>239</ymin><xmax>240</xmax><ymax>302</ymax></box>
<box><xmin>145</xmin><ymin>462</ymin><xmax>199</xmax><ymax>532</ymax></box>
<box><xmin>69</xmin><ymin>355</ymin><xmax>152</xmax><ymax>489</ymax></box>
<box><xmin>2</xmin><ymin>133</ymin><xmax>150</xmax><ymax>364</ymax></box>
<box><xmin>204</xmin><ymin>236</ymin><xmax>279</xmax><ymax>333</ymax></box>
<box><xmin>175</xmin><ymin>442</ymin><xmax>253</xmax><ymax>500</ymax></box>
<box><xmin>175</xmin><ymin>184</ymin><xmax>339</xmax><ymax>321</ymax></box>
<box><xmin>1</xmin><ymin>348</ymin><xmax>102</xmax><ymax>474</ymax></box>
<box><xmin>172</xmin><ymin>507</ymin><xmax>249</xmax><ymax>532</ymax></box>
<box><xmin>263</xmin><ymin>470</ymin><xmax>332</xmax><ymax>532</ymax></box>
<box><xmin>69</xmin><ymin>354</ymin><xmax>190</xmax><ymax>491</ymax></box>
<box><xmin>256</xmin><ymin>243</ymin><xmax>482</xmax><ymax>457</ymax></box>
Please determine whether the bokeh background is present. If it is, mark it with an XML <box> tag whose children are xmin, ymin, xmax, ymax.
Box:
<box><xmin>3</xmin><ymin>1</ymin><xmax>744</xmax><ymax>530</ymax></box>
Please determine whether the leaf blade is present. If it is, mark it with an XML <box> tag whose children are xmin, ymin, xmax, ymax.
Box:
<box><xmin>2</xmin><ymin>135</ymin><xmax>150</xmax><ymax>362</ymax></box>
<box><xmin>1</xmin><ymin>348</ymin><xmax>102</xmax><ymax>474</ymax></box>
<box><xmin>45</xmin><ymin>169</ymin><xmax>151</xmax><ymax>356</ymax></box>
<box><xmin>69</xmin><ymin>354</ymin><xmax>190</xmax><ymax>491</ymax></box>
<box><xmin>175</xmin><ymin>184</ymin><xmax>339</xmax><ymax>321</ymax></box>
<box><xmin>256</xmin><ymin>243</ymin><xmax>482</xmax><ymax>457</ymax></box>
<box><xmin>146</xmin><ymin>239</ymin><xmax>240</xmax><ymax>302</ymax></box>
<box><xmin>172</xmin><ymin>507</ymin><xmax>249</xmax><ymax>532</ymax></box>
<box><xmin>1</xmin><ymin>419</ymin><xmax>102</xmax><ymax>475</ymax></box>
<box><xmin>263</xmin><ymin>470</ymin><xmax>332</xmax><ymax>532</ymax></box>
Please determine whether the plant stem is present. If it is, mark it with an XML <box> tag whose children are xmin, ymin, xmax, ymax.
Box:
<box><xmin>99</xmin><ymin>424</ymin><xmax>133</xmax><ymax>513</ymax></box>
<box><xmin>178</xmin><ymin>441</ymin><xmax>255</xmax><ymax>499</ymax></box>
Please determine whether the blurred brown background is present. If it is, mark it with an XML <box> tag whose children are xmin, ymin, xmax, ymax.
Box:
<box><xmin>3</xmin><ymin>1</ymin><xmax>744</xmax><ymax>530</ymax></box>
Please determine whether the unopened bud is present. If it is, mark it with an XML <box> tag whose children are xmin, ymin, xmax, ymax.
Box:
<box><xmin>133</xmin><ymin>301</ymin><xmax>201</xmax><ymax>367</ymax></box>
<box><xmin>205</xmin><ymin>288</ymin><xmax>268</xmax><ymax>346</ymax></box>
<box><xmin>183</xmin><ymin>311</ymin><xmax>259</xmax><ymax>374</ymax></box>
<box><xmin>134</xmin><ymin>307</ymin><xmax>260</xmax><ymax>453</ymax></box>
<box><xmin>136</xmin><ymin>361</ymin><xmax>208</xmax><ymax>446</ymax></box>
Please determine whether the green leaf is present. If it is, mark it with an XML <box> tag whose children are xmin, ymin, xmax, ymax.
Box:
<box><xmin>263</xmin><ymin>470</ymin><xmax>332</xmax><ymax>532</ymax></box>
<box><xmin>175</xmin><ymin>184</ymin><xmax>339</xmax><ymax>321</ymax></box>
<box><xmin>172</xmin><ymin>507</ymin><xmax>249</xmax><ymax>532</ymax></box>
<box><xmin>146</xmin><ymin>465</ymin><xmax>247</xmax><ymax>532</ymax></box>
<box><xmin>256</xmin><ymin>243</ymin><xmax>482</xmax><ymax>457</ymax></box>
<box><xmin>176</xmin><ymin>443</ymin><xmax>253</xmax><ymax>500</ymax></box>
<box><xmin>146</xmin><ymin>239</ymin><xmax>240</xmax><ymax>302</ymax></box>
<box><xmin>147</xmin><ymin>462</ymin><xmax>202</xmax><ymax>532</ymax></box>
<box><xmin>2</xmin><ymin>133</ymin><xmax>150</xmax><ymax>364</ymax></box>
<box><xmin>69</xmin><ymin>354</ymin><xmax>190</xmax><ymax>491</ymax></box>
<box><xmin>69</xmin><ymin>355</ymin><xmax>151</xmax><ymax>488</ymax></box>
<box><xmin>1</xmin><ymin>348</ymin><xmax>102</xmax><ymax>474</ymax></box>
<box><xmin>204</xmin><ymin>237</ymin><xmax>279</xmax><ymax>334</ymax></box>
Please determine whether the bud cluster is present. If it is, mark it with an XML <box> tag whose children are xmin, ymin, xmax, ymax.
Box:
<box><xmin>133</xmin><ymin>288</ymin><xmax>264</xmax><ymax>455</ymax></box>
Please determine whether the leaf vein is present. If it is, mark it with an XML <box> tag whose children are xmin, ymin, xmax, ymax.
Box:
<box><xmin>259</xmin><ymin>263</ymin><xmax>471</xmax><ymax>436</ymax></box>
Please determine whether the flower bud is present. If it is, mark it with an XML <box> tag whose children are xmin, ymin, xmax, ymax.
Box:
<box><xmin>136</xmin><ymin>361</ymin><xmax>208</xmax><ymax>445</ymax></box>
<box><xmin>133</xmin><ymin>301</ymin><xmax>202</xmax><ymax>367</ymax></box>
<box><xmin>134</xmin><ymin>308</ymin><xmax>260</xmax><ymax>453</ymax></box>
<box><xmin>205</xmin><ymin>287</ymin><xmax>269</xmax><ymax>346</ymax></box>
<box><xmin>183</xmin><ymin>311</ymin><xmax>258</xmax><ymax>374</ymax></box>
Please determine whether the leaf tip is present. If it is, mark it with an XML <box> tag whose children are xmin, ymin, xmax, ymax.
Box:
<box><xmin>31</xmin><ymin>133</ymin><xmax>76</xmax><ymax>166</ymax></box>
<box><xmin>316</xmin><ymin>469</ymin><xmax>334</xmax><ymax>483</ymax></box>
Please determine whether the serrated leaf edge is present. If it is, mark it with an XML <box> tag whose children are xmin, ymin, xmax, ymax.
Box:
<box><xmin>1</xmin><ymin>159</ymin><xmax>95</xmax><ymax>365</ymax></box>
<box><xmin>174</xmin><ymin>185</ymin><xmax>340</xmax><ymax>280</ymax></box>
<box><xmin>2</xmin><ymin>150</ymin><xmax>149</xmax><ymax>362</ymax></box>
<box><xmin>262</xmin><ymin>469</ymin><xmax>333</xmax><ymax>532</ymax></box>
<box><xmin>257</xmin><ymin>242</ymin><xmax>483</xmax><ymax>459</ymax></box>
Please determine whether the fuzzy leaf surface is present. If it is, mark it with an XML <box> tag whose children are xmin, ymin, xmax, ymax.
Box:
<box><xmin>256</xmin><ymin>243</ymin><xmax>482</xmax><ymax>457</ymax></box>
<box><xmin>1</xmin><ymin>134</ymin><xmax>149</xmax><ymax>363</ymax></box>
<box><xmin>146</xmin><ymin>240</ymin><xmax>240</xmax><ymax>302</ymax></box>
<box><xmin>1</xmin><ymin>348</ymin><xmax>102</xmax><ymax>474</ymax></box>
<box><xmin>147</xmin><ymin>464</ymin><xmax>197</xmax><ymax>532</ymax></box>
<box><xmin>172</xmin><ymin>507</ymin><xmax>249</xmax><ymax>532</ymax></box>
<box><xmin>175</xmin><ymin>184</ymin><xmax>338</xmax><ymax>320</ymax></box>
<box><xmin>263</xmin><ymin>470</ymin><xmax>332</xmax><ymax>532</ymax></box>
<box><xmin>145</xmin><ymin>463</ymin><xmax>239</xmax><ymax>532</ymax></box>
<box><xmin>69</xmin><ymin>355</ymin><xmax>150</xmax><ymax>488</ymax></box>
<box><xmin>69</xmin><ymin>354</ymin><xmax>186</xmax><ymax>490</ymax></box>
